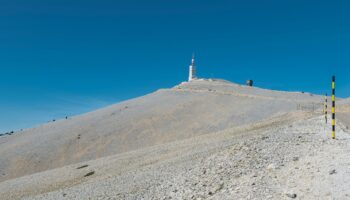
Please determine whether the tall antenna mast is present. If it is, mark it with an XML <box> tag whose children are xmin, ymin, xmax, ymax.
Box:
<box><xmin>188</xmin><ymin>53</ymin><xmax>197</xmax><ymax>81</ymax></box>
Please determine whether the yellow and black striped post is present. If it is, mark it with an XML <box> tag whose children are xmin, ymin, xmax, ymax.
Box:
<box><xmin>324</xmin><ymin>93</ymin><xmax>328</xmax><ymax>124</ymax></box>
<box><xmin>332</xmin><ymin>76</ymin><xmax>336</xmax><ymax>139</ymax></box>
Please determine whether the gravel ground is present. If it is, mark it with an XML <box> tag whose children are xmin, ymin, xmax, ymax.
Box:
<box><xmin>0</xmin><ymin>79</ymin><xmax>347</xmax><ymax>200</ymax></box>
<box><xmin>1</xmin><ymin>111</ymin><xmax>349</xmax><ymax>200</ymax></box>
<box><xmin>0</xmin><ymin>79</ymin><xmax>326</xmax><ymax>182</ymax></box>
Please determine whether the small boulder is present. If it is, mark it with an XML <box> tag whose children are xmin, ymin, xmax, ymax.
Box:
<box><xmin>267</xmin><ymin>164</ymin><xmax>276</xmax><ymax>170</ymax></box>
<box><xmin>286</xmin><ymin>193</ymin><xmax>297</xmax><ymax>198</ymax></box>
<box><xmin>329</xmin><ymin>169</ymin><xmax>336</xmax><ymax>175</ymax></box>
<box><xmin>292</xmin><ymin>157</ymin><xmax>299</xmax><ymax>161</ymax></box>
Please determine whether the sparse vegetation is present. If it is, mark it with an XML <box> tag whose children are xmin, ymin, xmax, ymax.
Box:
<box><xmin>84</xmin><ymin>171</ymin><xmax>95</xmax><ymax>177</ymax></box>
<box><xmin>77</xmin><ymin>165</ymin><xmax>88</xmax><ymax>169</ymax></box>
<box><xmin>0</xmin><ymin>131</ymin><xmax>14</xmax><ymax>136</ymax></box>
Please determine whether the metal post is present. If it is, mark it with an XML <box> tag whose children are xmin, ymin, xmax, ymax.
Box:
<box><xmin>325</xmin><ymin>93</ymin><xmax>328</xmax><ymax>124</ymax></box>
<box><xmin>332</xmin><ymin>76</ymin><xmax>336</xmax><ymax>139</ymax></box>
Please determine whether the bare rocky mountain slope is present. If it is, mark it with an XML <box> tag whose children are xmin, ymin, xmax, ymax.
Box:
<box><xmin>0</xmin><ymin>79</ymin><xmax>327</xmax><ymax>182</ymax></box>
<box><xmin>1</xmin><ymin>111</ymin><xmax>350</xmax><ymax>199</ymax></box>
<box><xmin>338</xmin><ymin>98</ymin><xmax>350</xmax><ymax>128</ymax></box>
<box><xmin>1</xmin><ymin>79</ymin><xmax>350</xmax><ymax>200</ymax></box>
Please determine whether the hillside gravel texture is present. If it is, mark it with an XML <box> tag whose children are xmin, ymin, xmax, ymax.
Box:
<box><xmin>1</xmin><ymin>112</ymin><xmax>349</xmax><ymax>199</ymax></box>
<box><xmin>1</xmin><ymin>79</ymin><xmax>349</xmax><ymax>199</ymax></box>
<box><xmin>0</xmin><ymin>79</ymin><xmax>326</xmax><ymax>182</ymax></box>
<box><xmin>338</xmin><ymin>98</ymin><xmax>350</xmax><ymax>129</ymax></box>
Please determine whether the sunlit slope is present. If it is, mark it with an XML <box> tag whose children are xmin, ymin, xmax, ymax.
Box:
<box><xmin>0</xmin><ymin>79</ymin><xmax>325</xmax><ymax>181</ymax></box>
<box><xmin>337</xmin><ymin>98</ymin><xmax>350</xmax><ymax>128</ymax></box>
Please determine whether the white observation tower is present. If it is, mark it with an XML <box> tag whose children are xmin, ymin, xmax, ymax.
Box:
<box><xmin>188</xmin><ymin>54</ymin><xmax>197</xmax><ymax>81</ymax></box>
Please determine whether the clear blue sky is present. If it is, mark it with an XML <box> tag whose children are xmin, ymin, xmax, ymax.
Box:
<box><xmin>1</xmin><ymin>0</ymin><xmax>350</xmax><ymax>132</ymax></box>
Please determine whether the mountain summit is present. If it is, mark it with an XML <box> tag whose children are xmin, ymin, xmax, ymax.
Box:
<box><xmin>0</xmin><ymin>79</ymin><xmax>324</xmax><ymax>182</ymax></box>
